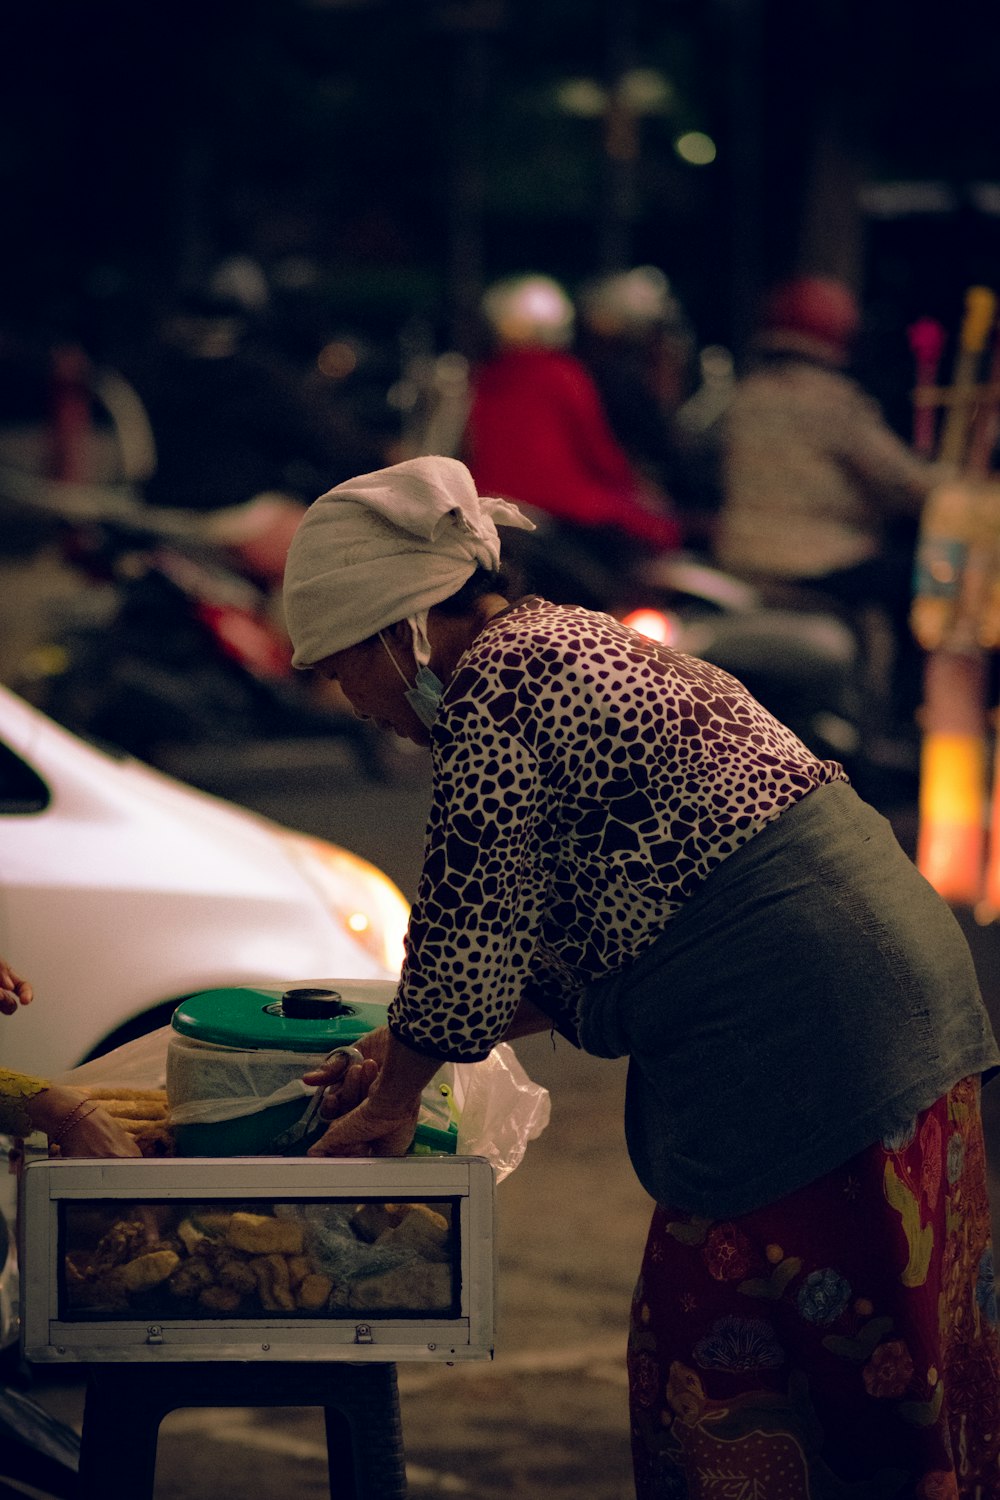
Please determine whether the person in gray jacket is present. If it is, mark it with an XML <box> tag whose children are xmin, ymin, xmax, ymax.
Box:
<box><xmin>714</xmin><ymin>275</ymin><xmax>937</xmax><ymax>595</ymax></box>
<box><xmin>714</xmin><ymin>276</ymin><xmax>940</xmax><ymax>725</ymax></box>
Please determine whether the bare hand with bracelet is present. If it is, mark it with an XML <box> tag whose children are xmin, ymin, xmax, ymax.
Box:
<box><xmin>30</xmin><ymin>1085</ymin><xmax>142</xmax><ymax>1158</ymax></box>
<box><xmin>1</xmin><ymin>952</ymin><xmax>141</xmax><ymax>1157</ymax></box>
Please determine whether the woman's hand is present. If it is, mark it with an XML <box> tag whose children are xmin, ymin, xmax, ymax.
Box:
<box><xmin>29</xmin><ymin>1085</ymin><xmax>143</xmax><ymax>1158</ymax></box>
<box><xmin>301</xmin><ymin>1026</ymin><xmax>440</xmax><ymax>1158</ymax></box>
<box><xmin>302</xmin><ymin>1026</ymin><xmax>391</xmax><ymax>1121</ymax></box>
<box><xmin>0</xmin><ymin>956</ymin><xmax>32</xmax><ymax>1015</ymax></box>
<box><xmin>306</xmin><ymin>1087</ymin><xmax>423</xmax><ymax>1158</ymax></box>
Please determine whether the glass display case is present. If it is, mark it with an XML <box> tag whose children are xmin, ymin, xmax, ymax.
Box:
<box><xmin>21</xmin><ymin>1156</ymin><xmax>494</xmax><ymax>1363</ymax></box>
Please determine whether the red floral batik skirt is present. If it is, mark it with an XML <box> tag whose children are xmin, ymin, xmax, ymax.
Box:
<box><xmin>628</xmin><ymin>1076</ymin><xmax>1000</xmax><ymax>1498</ymax></box>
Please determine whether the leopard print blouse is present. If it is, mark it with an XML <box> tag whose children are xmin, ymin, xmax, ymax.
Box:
<box><xmin>389</xmin><ymin>596</ymin><xmax>847</xmax><ymax>1060</ymax></box>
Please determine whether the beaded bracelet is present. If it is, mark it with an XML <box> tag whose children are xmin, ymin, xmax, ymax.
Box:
<box><xmin>50</xmin><ymin>1099</ymin><xmax>100</xmax><ymax>1148</ymax></box>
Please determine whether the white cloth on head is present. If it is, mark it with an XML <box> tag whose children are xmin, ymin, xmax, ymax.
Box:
<box><xmin>283</xmin><ymin>455</ymin><xmax>535</xmax><ymax>668</ymax></box>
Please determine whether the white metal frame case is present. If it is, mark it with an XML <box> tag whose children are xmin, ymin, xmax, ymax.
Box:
<box><xmin>21</xmin><ymin>1156</ymin><xmax>495</xmax><ymax>1364</ymax></box>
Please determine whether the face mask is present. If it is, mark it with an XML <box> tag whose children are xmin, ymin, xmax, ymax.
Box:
<box><xmin>404</xmin><ymin>663</ymin><xmax>445</xmax><ymax>729</ymax></box>
<box><xmin>378</xmin><ymin>620</ymin><xmax>445</xmax><ymax>730</ymax></box>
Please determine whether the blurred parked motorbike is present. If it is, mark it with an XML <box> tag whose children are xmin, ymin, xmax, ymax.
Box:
<box><xmin>0</xmin><ymin>329</ymin><xmax>417</xmax><ymax>778</ymax></box>
<box><xmin>0</xmin><ymin>467</ymin><xmax>390</xmax><ymax>778</ymax></box>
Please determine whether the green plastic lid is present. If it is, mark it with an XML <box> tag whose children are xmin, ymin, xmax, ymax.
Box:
<box><xmin>170</xmin><ymin>980</ymin><xmax>396</xmax><ymax>1053</ymax></box>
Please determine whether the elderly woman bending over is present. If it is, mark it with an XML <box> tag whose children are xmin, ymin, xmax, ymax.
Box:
<box><xmin>282</xmin><ymin>455</ymin><xmax>1000</xmax><ymax>1496</ymax></box>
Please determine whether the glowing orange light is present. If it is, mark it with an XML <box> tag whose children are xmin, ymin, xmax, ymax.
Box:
<box><xmin>916</xmin><ymin>732</ymin><xmax>987</xmax><ymax>905</ymax></box>
<box><xmin>977</xmin><ymin>735</ymin><xmax>1000</xmax><ymax>924</ymax></box>
<box><xmin>621</xmin><ymin>608</ymin><xmax>677</xmax><ymax>646</ymax></box>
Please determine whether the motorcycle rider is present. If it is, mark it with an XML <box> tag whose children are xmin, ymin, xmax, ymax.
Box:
<box><xmin>714</xmin><ymin>275</ymin><xmax>939</xmax><ymax>613</ymax></box>
<box><xmin>712</xmin><ymin>274</ymin><xmax>942</xmax><ymax>725</ymax></box>
<box><xmin>575</xmin><ymin>266</ymin><xmax>719</xmax><ymax>531</ymax></box>
<box><xmin>462</xmin><ymin>273</ymin><xmax>682</xmax><ymax>567</ymax></box>
<box><xmin>120</xmin><ymin>289</ymin><xmax>351</xmax><ymax>517</ymax></box>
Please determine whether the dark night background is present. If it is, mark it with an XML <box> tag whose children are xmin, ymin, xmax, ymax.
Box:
<box><xmin>2</xmin><ymin>0</ymin><xmax>1000</xmax><ymax>426</ymax></box>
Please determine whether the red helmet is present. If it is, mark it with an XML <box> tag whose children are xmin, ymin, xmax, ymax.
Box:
<box><xmin>757</xmin><ymin>276</ymin><xmax>861</xmax><ymax>364</ymax></box>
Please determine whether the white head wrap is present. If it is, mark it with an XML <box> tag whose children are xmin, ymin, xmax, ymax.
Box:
<box><xmin>283</xmin><ymin>455</ymin><xmax>535</xmax><ymax>669</ymax></box>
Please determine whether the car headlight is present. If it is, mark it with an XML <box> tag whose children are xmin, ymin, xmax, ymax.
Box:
<box><xmin>279</xmin><ymin>831</ymin><xmax>410</xmax><ymax>975</ymax></box>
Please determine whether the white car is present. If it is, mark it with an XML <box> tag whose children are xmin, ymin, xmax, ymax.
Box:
<box><xmin>0</xmin><ymin>681</ymin><xmax>410</xmax><ymax>1078</ymax></box>
<box><xmin>0</xmin><ymin>682</ymin><xmax>411</xmax><ymax>1365</ymax></box>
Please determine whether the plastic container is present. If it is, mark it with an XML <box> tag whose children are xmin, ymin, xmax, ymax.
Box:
<box><xmin>167</xmin><ymin>981</ymin><xmax>458</xmax><ymax>1157</ymax></box>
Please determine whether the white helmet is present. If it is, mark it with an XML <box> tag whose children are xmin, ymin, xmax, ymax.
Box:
<box><xmin>481</xmin><ymin>274</ymin><xmax>575</xmax><ymax>349</ymax></box>
<box><xmin>579</xmin><ymin>265</ymin><xmax>685</xmax><ymax>337</ymax></box>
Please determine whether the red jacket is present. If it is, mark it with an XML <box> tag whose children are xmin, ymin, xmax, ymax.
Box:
<box><xmin>465</xmin><ymin>347</ymin><xmax>679</xmax><ymax>552</ymax></box>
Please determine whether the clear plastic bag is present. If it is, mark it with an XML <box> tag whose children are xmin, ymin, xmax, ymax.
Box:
<box><xmin>448</xmin><ymin>1044</ymin><xmax>551</xmax><ymax>1180</ymax></box>
<box><xmin>56</xmin><ymin>1028</ymin><xmax>550</xmax><ymax>1182</ymax></box>
<box><xmin>52</xmin><ymin>1025</ymin><xmax>172</xmax><ymax>1092</ymax></box>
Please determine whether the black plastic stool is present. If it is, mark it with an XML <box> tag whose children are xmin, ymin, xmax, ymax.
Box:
<box><xmin>77</xmin><ymin>1360</ymin><xmax>407</xmax><ymax>1499</ymax></box>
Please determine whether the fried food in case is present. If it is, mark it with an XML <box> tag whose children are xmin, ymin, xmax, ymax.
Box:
<box><xmin>62</xmin><ymin>1199</ymin><xmax>456</xmax><ymax>1319</ymax></box>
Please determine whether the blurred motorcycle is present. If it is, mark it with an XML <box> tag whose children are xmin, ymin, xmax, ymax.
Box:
<box><xmin>0</xmin><ymin>467</ymin><xmax>390</xmax><ymax>778</ymax></box>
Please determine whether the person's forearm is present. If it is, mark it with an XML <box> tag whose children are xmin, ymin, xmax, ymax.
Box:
<box><xmin>503</xmin><ymin>996</ymin><xmax>556</xmax><ymax>1040</ymax></box>
<box><xmin>372</xmin><ymin>1031</ymin><xmax>445</xmax><ymax>1112</ymax></box>
<box><xmin>25</xmin><ymin>1084</ymin><xmax>94</xmax><ymax>1138</ymax></box>
<box><xmin>388</xmin><ymin>997</ymin><xmax>555</xmax><ymax>1064</ymax></box>
<box><xmin>26</xmin><ymin>1084</ymin><xmax>142</xmax><ymax>1157</ymax></box>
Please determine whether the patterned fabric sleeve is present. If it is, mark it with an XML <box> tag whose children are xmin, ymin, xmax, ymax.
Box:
<box><xmin>389</xmin><ymin>700</ymin><xmax>549</xmax><ymax>1061</ymax></box>
<box><xmin>0</xmin><ymin>1069</ymin><xmax>49</xmax><ymax>1136</ymax></box>
<box><xmin>387</xmin><ymin>597</ymin><xmax>847</xmax><ymax>1062</ymax></box>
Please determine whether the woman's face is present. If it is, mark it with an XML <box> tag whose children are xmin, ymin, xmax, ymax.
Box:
<box><xmin>315</xmin><ymin>629</ymin><xmax>431</xmax><ymax>746</ymax></box>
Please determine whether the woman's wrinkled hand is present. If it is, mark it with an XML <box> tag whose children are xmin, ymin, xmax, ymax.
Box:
<box><xmin>305</xmin><ymin>1091</ymin><xmax>422</xmax><ymax>1158</ymax></box>
<box><xmin>0</xmin><ymin>956</ymin><xmax>33</xmax><ymax>1015</ymax></box>
<box><xmin>300</xmin><ymin>1026</ymin><xmax>424</xmax><ymax>1158</ymax></box>
<box><xmin>301</xmin><ymin>1025</ymin><xmax>390</xmax><ymax>1120</ymax></box>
